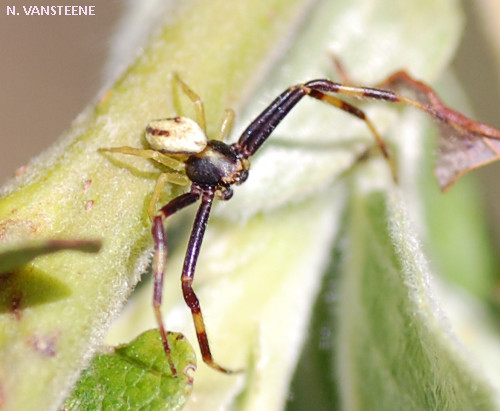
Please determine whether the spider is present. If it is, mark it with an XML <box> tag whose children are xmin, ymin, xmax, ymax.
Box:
<box><xmin>99</xmin><ymin>73</ymin><xmax>435</xmax><ymax>376</ymax></box>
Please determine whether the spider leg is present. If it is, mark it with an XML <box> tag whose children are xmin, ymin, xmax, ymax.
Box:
<box><xmin>181</xmin><ymin>187</ymin><xmax>240</xmax><ymax>374</ymax></box>
<box><xmin>233</xmin><ymin>80</ymin><xmax>399</xmax><ymax>181</ymax></box>
<box><xmin>98</xmin><ymin>146</ymin><xmax>185</xmax><ymax>171</ymax></box>
<box><xmin>148</xmin><ymin>172</ymin><xmax>190</xmax><ymax>220</ymax></box>
<box><xmin>234</xmin><ymin>87</ymin><xmax>303</xmax><ymax>158</ymax></box>
<box><xmin>232</xmin><ymin>80</ymin><xmax>409</xmax><ymax>181</ymax></box>
<box><xmin>234</xmin><ymin>81</ymin><xmax>398</xmax><ymax>159</ymax></box>
<box><xmin>213</xmin><ymin>108</ymin><xmax>235</xmax><ymax>142</ymax></box>
<box><xmin>174</xmin><ymin>74</ymin><xmax>207</xmax><ymax>134</ymax></box>
<box><xmin>152</xmin><ymin>189</ymin><xmax>201</xmax><ymax>376</ymax></box>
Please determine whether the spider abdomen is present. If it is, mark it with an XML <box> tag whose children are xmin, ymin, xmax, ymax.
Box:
<box><xmin>145</xmin><ymin>117</ymin><xmax>208</xmax><ymax>155</ymax></box>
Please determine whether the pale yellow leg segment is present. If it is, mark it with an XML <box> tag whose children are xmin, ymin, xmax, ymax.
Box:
<box><xmin>214</xmin><ymin>108</ymin><xmax>235</xmax><ymax>142</ymax></box>
<box><xmin>148</xmin><ymin>172</ymin><xmax>190</xmax><ymax>220</ymax></box>
<box><xmin>174</xmin><ymin>74</ymin><xmax>207</xmax><ymax>134</ymax></box>
<box><xmin>98</xmin><ymin>146</ymin><xmax>186</xmax><ymax>171</ymax></box>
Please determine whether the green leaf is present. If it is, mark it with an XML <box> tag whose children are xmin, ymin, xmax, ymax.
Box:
<box><xmin>336</xmin><ymin>172</ymin><xmax>496</xmax><ymax>410</ymax></box>
<box><xmin>65</xmin><ymin>330</ymin><xmax>196</xmax><ymax>411</ymax></box>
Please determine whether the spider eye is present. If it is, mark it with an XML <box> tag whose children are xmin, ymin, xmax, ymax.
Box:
<box><xmin>145</xmin><ymin>117</ymin><xmax>208</xmax><ymax>155</ymax></box>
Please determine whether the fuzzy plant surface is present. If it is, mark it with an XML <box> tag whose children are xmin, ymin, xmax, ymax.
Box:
<box><xmin>1</xmin><ymin>0</ymin><xmax>500</xmax><ymax>410</ymax></box>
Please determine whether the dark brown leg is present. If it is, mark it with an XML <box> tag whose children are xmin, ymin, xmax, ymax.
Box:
<box><xmin>233</xmin><ymin>80</ymin><xmax>400</xmax><ymax>185</ymax></box>
<box><xmin>152</xmin><ymin>189</ymin><xmax>201</xmax><ymax>376</ymax></box>
<box><xmin>234</xmin><ymin>80</ymin><xmax>398</xmax><ymax>162</ymax></box>
<box><xmin>181</xmin><ymin>188</ymin><xmax>239</xmax><ymax>373</ymax></box>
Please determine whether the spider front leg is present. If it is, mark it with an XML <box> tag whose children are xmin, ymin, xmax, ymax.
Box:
<box><xmin>152</xmin><ymin>185</ymin><xmax>238</xmax><ymax>375</ymax></box>
<box><xmin>180</xmin><ymin>187</ymin><xmax>241</xmax><ymax>374</ymax></box>
<box><xmin>233</xmin><ymin>80</ymin><xmax>398</xmax><ymax>181</ymax></box>
<box><xmin>152</xmin><ymin>189</ymin><xmax>201</xmax><ymax>376</ymax></box>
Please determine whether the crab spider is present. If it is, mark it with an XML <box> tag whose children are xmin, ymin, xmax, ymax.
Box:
<box><xmin>99</xmin><ymin>73</ymin><xmax>430</xmax><ymax>376</ymax></box>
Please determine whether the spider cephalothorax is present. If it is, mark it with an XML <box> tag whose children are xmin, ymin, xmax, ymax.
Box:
<box><xmin>185</xmin><ymin>140</ymin><xmax>250</xmax><ymax>194</ymax></box>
